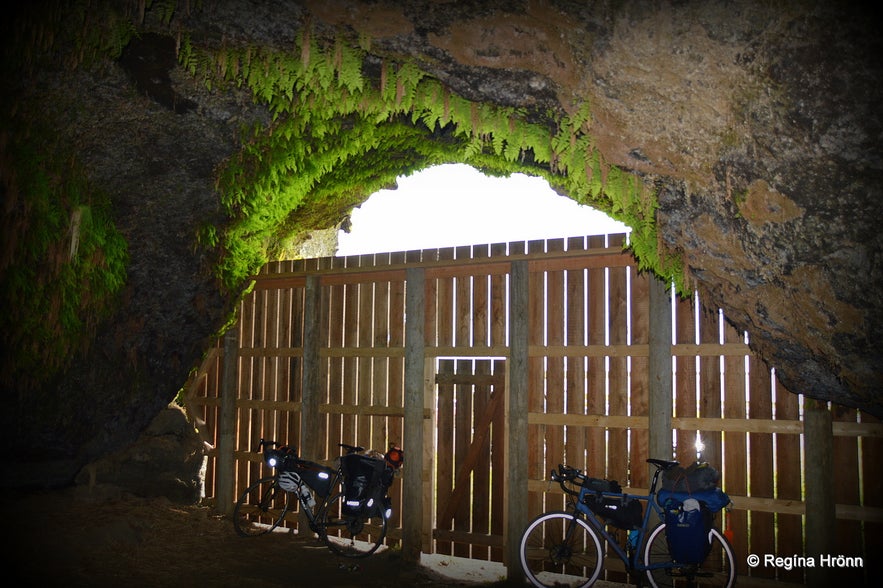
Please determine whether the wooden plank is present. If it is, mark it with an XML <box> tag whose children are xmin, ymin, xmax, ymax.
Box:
<box><xmin>403</xmin><ymin>266</ymin><xmax>425</xmax><ymax>562</ymax></box>
<box><xmin>436</xmin><ymin>247</ymin><xmax>455</xmax><ymax>349</ymax></box>
<box><xmin>774</xmin><ymin>379</ymin><xmax>804</xmax><ymax>584</ymax></box>
<box><xmin>748</xmin><ymin>358</ymin><xmax>775</xmax><ymax>580</ymax></box>
<box><xmin>526</xmin><ymin>241</ymin><xmax>546</xmax><ymax>521</ymax></box>
<box><xmin>698</xmin><ymin>303</ymin><xmax>722</xmax><ymax>481</ymax></box>
<box><xmin>506</xmin><ymin>259</ymin><xmax>529</xmax><ymax>572</ymax></box>
<box><xmin>723</xmin><ymin>321</ymin><xmax>749</xmax><ymax>578</ymax></box>
<box><xmin>387</xmin><ymin>251</ymin><xmax>406</xmax><ymax>475</ymax></box>
<box><xmin>217</xmin><ymin>327</ymin><xmax>239</xmax><ymax>515</ymax></box>
<box><xmin>831</xmin><ymin>403</ymin><xmax>864</xmax><ymax>586</ymax></box>
<box><xmin>586</xmin><ymin>236</ymin><xmax>607</xmax><ymax>480</ymax></box>
<box><xmin>300</xmin><ymin>276</ymin><xmax>321</xmax><ymax>460</ymax></box>
<box><xmin>607</xmin><ymin>234</ymin><xmax>629</xmax><ymax>500</ymax></box>
<box><xmin>251</xmin><ymin>243</ymin><xmax>632</xmax><ymax>283</ymax></box>
<box><xmin>629</xmin><ymin>270</ymin><xmax>650</xmax><ymax>490</ymax></box>
<box><xmin>454</xmin><ymin>359</ymin><xmax>472</xmax><ymax>558</ymax></box>
<box><xmin>325</xmin><ymin>256</ymin><xmax>345</xmax><ymax>460</ymax></box>
<box><xmin>804</xmin><ymin>399</ymin><xmax>835</xmax><ymax>587</ymax></box>
<box><xmin>357</xmin><ymin>263</ymin><xmax>374</xmax><ymax>447</ymax></box>
<box><xmin>489</xmin><ymin>243</ymin><xmax>508</xmax><ymax>350</ymax></box>
<box><xmin>564</xmin><ymin>236</ymin><xmax>587</xmax><ymax>480</ymax></box>
<box><xmin>471</xmin><ymin>360</ymin><xmax>492</xmax><ymax>561</ymax></box>
<box><xmin>674</xmin><ymin>293</ymin><xmax>697</xmax><ymax>465</ymax></box>
<box><xmin>491</xmin><ymin>359</ymin><xmax>506</xmax><ymax>563</ymax></box>
<box><xmin>472</xmin><ymin>244</ymin><xmax>490</xmax><ymax>348</ymax></box>
<box><xmin>529</xmin><ymin>413</ymin><xmax>647</xmax><ymax>428</ymax></box>
<box><xmin>545</xmin><ymin>238</ymin><xmax>566</xmax><ymax>500</ymax></box>
<box><xmin>341</xmin><ymin>273</ymin><xmax>359</xmax><ymax>449</ymax></box>
<box><xmin>319</xmin><ymin>403</ymin><xmax>407</xmax><ymax>417</ymax></box>
<box><xmin>436</xmin><ymin>359</ymin><xmax>455</xmax><ymax>556</ymax></box>
<box><xmin>648</xmin><ymin>275</ymin><xmax>673</xmax><ymax>474</ymax></box>
<box><xmin>371</xmin><ymin>261</ymin><xmax>390</xmax><ymax>453</ymax></box>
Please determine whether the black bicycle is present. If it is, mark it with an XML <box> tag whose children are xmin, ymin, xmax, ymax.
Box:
<box><xmin>232</xmin><ymin>439</ymin><xmax>401</xmax><ymax>558</ymax></box>
<box><xmin>519</xmin><ymin>459</ymin><xmax>736</xmax><ymax>587</ymax></box>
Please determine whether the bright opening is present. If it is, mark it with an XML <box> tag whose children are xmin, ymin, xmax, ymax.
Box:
<box><xmin>336</xmin><ymin>163</ymin><xmax>629</xmax><ymax>256</ymax></box>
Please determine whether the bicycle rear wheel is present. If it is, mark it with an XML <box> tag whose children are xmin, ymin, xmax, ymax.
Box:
<box><xmin>519</xmin><ymin>511</ymin><xmax>603</xmax><ymax>588</ymax></box>
<box><xmin>643</xmin><ymin>523</ymin><xmax>736</xmax><ymax>587</ymax></box>
<box><xmin>233</xmin><ymin>476</ymin><xmax>291</xmax><ymax>537</ymax></box>
<box><xmin>317</xmin><ymin>492</ymin><xmax>388</xmax><ymax>558</ymax></box>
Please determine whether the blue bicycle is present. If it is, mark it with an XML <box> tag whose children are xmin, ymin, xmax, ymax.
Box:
<box><xmin>518</xmin><ymin>459</ymin><xmax>736</xmax><ymax>587</ymax></box>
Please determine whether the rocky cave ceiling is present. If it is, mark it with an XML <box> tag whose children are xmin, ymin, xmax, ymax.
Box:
<box><xmin>1</xmin><ymin>0</ymin><xmax>880</xmax><ymax>486</ymax></box>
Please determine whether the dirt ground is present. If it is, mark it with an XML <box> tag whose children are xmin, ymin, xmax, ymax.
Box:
<box><xmin>5</xmin><ymin>486</ymin><xmax>511</xmax><ymax>588</ymax></box>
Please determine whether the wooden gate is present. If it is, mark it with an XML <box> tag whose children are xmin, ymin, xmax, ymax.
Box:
<box><xmin>434</xmin><ymin>358</ymin><xmax>506</xmax><ymax>562</ymax></box>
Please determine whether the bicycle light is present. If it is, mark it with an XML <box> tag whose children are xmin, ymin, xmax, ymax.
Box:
<box><xmin>266</xmin><ymin>450</ymin><xmax>280</xmax><ymax>468</ymax></box>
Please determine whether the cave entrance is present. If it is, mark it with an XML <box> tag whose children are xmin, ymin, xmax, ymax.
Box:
<box><xmin>336</xmin><ymin>163</ymin><xmax>628</xmax><ymax>256</ymax></box>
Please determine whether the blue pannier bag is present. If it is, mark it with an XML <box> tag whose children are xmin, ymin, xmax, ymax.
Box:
<box><xmin>658</xmin><ymin>488</ymin><xmax>730</xmax><ymax>564</ymax></box>
<box><xmin>662</xmin><ymin>496</ymin><xmax>713</xmax><ymax>564</ymax></box>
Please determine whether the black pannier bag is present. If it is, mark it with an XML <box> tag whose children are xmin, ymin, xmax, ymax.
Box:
<box><xmin>661</xmin><ymin>461</ymin><xmax>720</xmax><ymax>493</ymax></box>
<box><xmin>582</xmin><ymin>493</ymin><xmax>643</xmax><ymax>530</ymax></box>
<box><xmin>340</xmin><ymin>453</ymin><xmax>392</xmax><ymax>517</ymax></box>
<box><xmin>286</xmin><ymin>459</ymin><xmax>336</xmax><ymax>497</ymax></box>
<box><xmin>579</xmin><ymin>476</ymin><xmax>642</xmax><ymax>530</ymax></box>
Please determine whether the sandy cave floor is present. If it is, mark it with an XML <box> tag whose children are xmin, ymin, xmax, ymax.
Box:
<box><xmin>5</xmin><ymin>486</ymin><xmax>633</xmax><ymax>587</ymax></box>
<box><xmin>4</xmin><ymin>486</ymin><xmax>512</xmax><ymax>588</ymax></box>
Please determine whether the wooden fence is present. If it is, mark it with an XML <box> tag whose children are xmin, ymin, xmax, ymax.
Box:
<box><xmin>184</xmin><ymin>234</ymin><xmax>882</xmax><ymax>586</ymax></box>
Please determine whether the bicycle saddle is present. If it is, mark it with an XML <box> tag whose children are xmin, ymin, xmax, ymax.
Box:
<box><xmin>647</xmin><ymin>458</ymin><xmax>680</xmax><ymax>470</ymax></box>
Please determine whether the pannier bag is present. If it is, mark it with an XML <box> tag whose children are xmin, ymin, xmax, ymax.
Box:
<box><xmin>583</xmin><ymin>492</ymin><xmax>643</xmax><ymax>530</ymax></box>
<box><xmin>662</xmin><ymin>461</ymin><xmax>720</xmax><ymax>493</ymax></box>
<box><xmin>285</xmin><ymin>459</ymin><xmax>336</xmax><ymax>498</ymax></box>
<box><xmin>662</xmin><ymin>496</ymin><xmax>714</xmax><ymax>564</ymax></box>
<box><xmin>578</xmin><ymin>476</ymin><xmax>642</xmax><ymax>530</ymax></box>
<box><xmin>340</xmin><ymin>453</ymin><xmax>392</xmax><ymax>517</ymax></box>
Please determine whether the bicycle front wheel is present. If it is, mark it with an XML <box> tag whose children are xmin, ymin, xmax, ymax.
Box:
<box><xmin>317</xmin><ymin>492</ymin><xmax>388</xmax><ymax>558</ymax></box>
<box><xmin>232</xmin><ymin>476</ymin><xmax>291</xmax><ymax>537</ymax></box>
<box><xmin>519</xmin><ymin>511</ymin><xmax>603</xmax><ymax>588</ymax></box>
<box><xmin>643</xmin><ymin>523</ymin><xmax>736</xmax><ymax>588</ymax></box>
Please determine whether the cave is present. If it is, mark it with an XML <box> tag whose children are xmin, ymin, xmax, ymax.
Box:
<box><xmin>2</xmin><ymin>2</ymin><xmax>881</xmax><ymax>583</ymax></box>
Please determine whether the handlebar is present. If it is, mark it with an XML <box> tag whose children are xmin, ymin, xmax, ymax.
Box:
<box><xmin>550</xmin><ymin>464</ymin><xmax>587</xmax><ymax>497</ymax></box>
<box><xmin>254</xmin><ymin>438</ymin><xmax>278</xmax><ymax>453</ymax></box>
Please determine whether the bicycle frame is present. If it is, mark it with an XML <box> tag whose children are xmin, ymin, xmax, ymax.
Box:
<box><xmin>571</xmin><ymin>487</ymin><xmax>671</xmax><ymax>574</ymax></box>
<box><xmin>564</xmin><ymin>464</ymin><xmax>678</xmax><ymax>575</ymax></box>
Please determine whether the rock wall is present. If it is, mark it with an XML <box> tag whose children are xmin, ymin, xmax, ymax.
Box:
<box><xmin>2</xmin><ymin>0</ymin><xmax>880</xmax><ymax>489</ymax></box>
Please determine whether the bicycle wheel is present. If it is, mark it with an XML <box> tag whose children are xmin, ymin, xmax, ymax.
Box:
<box><xmin>519</xmin><ymin>511</ymin><xmax>603</xmax><ymax>588</ymax></box>
<box><xmin>643</xmin><ymin>523</ymin><xmax>736</xmax><ymax>588</ymax></box>
<box><xmin>233</xmin><ymin>476</ymin><xmax>291</xmax><ymax>537</ymax></box>
<box><xmin>316</xmin><ymin>492</ymin><xmax>388</xmax><ymax>558</ymax></box>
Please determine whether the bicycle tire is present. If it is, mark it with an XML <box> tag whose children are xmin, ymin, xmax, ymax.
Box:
<box><xmin>519</xmin><ymin>511</ymin><xmax>604</xmax><ymax>588</ymax></box>
<box><xmin>317</xmin><ymin>492</ymin><xmax>388</xmax><ymax>558</ymax></box>
<box><xmin>232</xmin><ymin>476</ymin><xmax>291</xmax><ymax>537</ymax></box>
<box><xmin>643</xmin><ymin>522</ymin><xmax>736</xmax><ymax>588</ymax></box>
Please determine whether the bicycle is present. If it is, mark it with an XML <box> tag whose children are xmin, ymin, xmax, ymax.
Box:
<box><xmin>232</xmin><ymin>439</ymin><xmax>401</xmax><ymax>558</ymax></box>
<box><xmin>518</xmin><ymin>459</ymin><xmax>736</xmax><ymax>588</ymax></box>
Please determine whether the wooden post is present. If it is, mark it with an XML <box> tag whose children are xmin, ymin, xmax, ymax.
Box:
<box><xmin>506</xmin><ymin>260</ymin><xmax>529</xmax><ymax>579</ymax></box>
<box><xmin>217</xmin><ymin>326</ymin><xmax>239</xmax><ymax>515</ymax></box>
<box><xmin>804</xmin><ymin>398</ymin><xmax>835</xmax><ymax>588</ymax></box>
<box><xmin>648</xmin><ymin>276</ymin><xmax>673</xmax><ymax>483</ymax></box>
<box><xmin>300</xmin><ymin>275</ymin><xmax>321</xmax><ymax>459</ymax></box>
<box><xmin>403</xmin><ymin>267</ymin><xmax>425</xmax><ymax>562</ymax></box>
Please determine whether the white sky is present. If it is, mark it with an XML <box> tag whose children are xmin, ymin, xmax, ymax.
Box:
<box><xmin>336</xmin><ymin>163</ymin><xmax>629</xmax><ymax>256</ymax></box>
